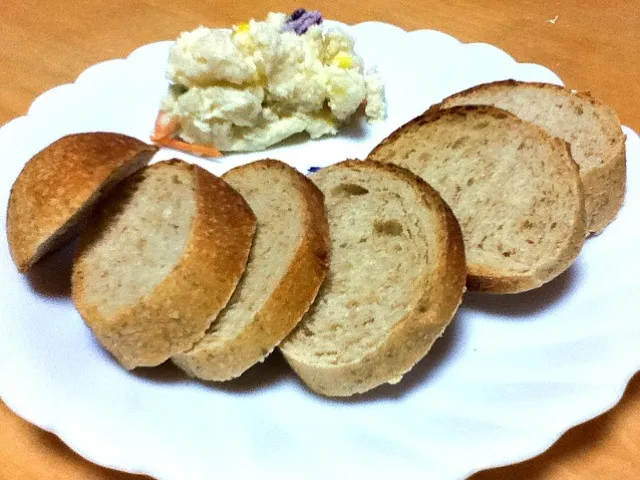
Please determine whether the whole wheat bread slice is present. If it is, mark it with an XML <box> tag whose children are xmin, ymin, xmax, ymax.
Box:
<box><xmin>368</xmin><ymin>105</ymin><xmax>586</xmax><ymax>293</ymax></box>
<box><xmin>440</xmin><ymin>80</ymin><xmax>626</xmax><ymax>235</ymax></box>
<box><xmin>71</xmin><ymin>160</ymin><xmax>256</xmax><ymax>369</ymax></box>
<box><xmin>279</xmin><ymin>160</ymin><xmax>466</xmax><ymax>397</ymax></box>
<box><xmin>172</xmin><ymin>159</ymin><xmax>330</xmax><ymax>381</ymax></box>
<box><xmin>7</xmin><ymin>132</ymin><xmax>158</xmax><ymax>272</ymax></box>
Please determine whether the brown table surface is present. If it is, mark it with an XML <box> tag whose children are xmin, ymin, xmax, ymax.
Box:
<box><xmin>1</xmin><ymin>0</ymin><xmax>639</xmax><ymax>478</ymax></box>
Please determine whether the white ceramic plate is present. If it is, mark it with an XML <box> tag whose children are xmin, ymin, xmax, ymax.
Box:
<box><xmin>1</xmin><ymin>21</ymin><xmax>639</xmax><ymax>480</ymax></box>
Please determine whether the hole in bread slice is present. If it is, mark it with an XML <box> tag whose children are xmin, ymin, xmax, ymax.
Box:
<box><xmin>373</xmin><ymin>219</ymin><xmax>404</xmax><ymax>236</ymax></box>
<box><xmin>332</xmin><ymin>183</ymin><xmax>369</xmax><ymax>196</ymax></box>
<box><xmin>280</xmin><ymin>160</ymin><xmax>466</xmax><ymax>397</ymax></box>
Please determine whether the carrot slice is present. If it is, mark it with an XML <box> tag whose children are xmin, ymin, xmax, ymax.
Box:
<box><xmin>151</xmin><ymin>111</ymin><xmax>180</xmax><ymax>142</ymax></box>
<box><xmin>150</xmin><ymin>110</ymin><xmax>222</xmax><ymax>158</ymax></box>
<box><xmin>154</xmin><ymin>137</ymin><xmax>223</xmax><ymax>158</ymax></box>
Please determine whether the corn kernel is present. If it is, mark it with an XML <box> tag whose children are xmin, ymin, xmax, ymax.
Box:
<box><xmin>233</xmin><ymin>22</ymin><xmax>250</xmax><ymax>34</ymax></box>
<box><xmin>332</xmin><ymin>52</ymin><xmax>353</xmax><ymax>69</ymax></box>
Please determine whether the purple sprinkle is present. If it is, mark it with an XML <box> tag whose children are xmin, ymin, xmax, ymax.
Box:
<box><xmin>283</xmin><ymin>9</ymin><xmax>323</xmax><ymax>35</ymax></box>
<box><xmin>290</xmin><ymin>8</ymin><xmax>306</xmax><ymax>21</ymax></box>
<box><xmin>307</xmin><ymin>166</ymin><xmax>322</xmax><ymax>173</ymax></box>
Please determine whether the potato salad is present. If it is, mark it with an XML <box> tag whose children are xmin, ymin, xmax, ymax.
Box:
<box><xmin>153</xmin><ymin>10</ymin><xmax>386</xmax><ymax>154</ymax></box>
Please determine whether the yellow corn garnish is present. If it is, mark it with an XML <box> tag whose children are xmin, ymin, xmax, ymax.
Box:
<box><xmin>233</xmin><ymin>22</ymin><xmax>250</xmax><ymax>34</ymax></box>
<box><xmin>332</xmin><ymin>52</ymin><xmax>353</xmax><ymax>69</ymax></box>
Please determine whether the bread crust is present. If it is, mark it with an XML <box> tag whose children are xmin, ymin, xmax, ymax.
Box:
<box><xmin>581</xmin><ymin>138</ymin><xmax>626</xmax><ymax>235</ymax></box>
<box><xmin>369</xmin><ymin>105</ymin><xmax>586</xmax><ymax>294</ymax></box>
<box><xmin>71</xmin><ymin>160</ymin><xmax>256</xmax><ymax>369</ymax></box>
<box><xmin>6</xmin><ymin>132</ymin><xmax>158</xmax><ymax>272</ymax></box>
<box><xmin>440</xmin><ymin>79</ymin><xmax>626</xmax><ymax>235</ymax></box>
<box><xmin>280</xmin><ymin>160</ymin><xmax>467</xmax><ymax>397</ymax></box>
<box><xmin>173</xmin><ymin>160</ymin><xmax>330</xmax><ymax>380</ymax></box>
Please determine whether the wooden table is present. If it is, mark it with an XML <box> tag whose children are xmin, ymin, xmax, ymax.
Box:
<box><xmin>1</xmin><ymin>1</ymin><xmax>639</xmax><ymax>478</ymax></box>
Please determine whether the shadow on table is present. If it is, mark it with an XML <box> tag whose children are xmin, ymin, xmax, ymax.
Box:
<box><xmin>131</xmin><ymin>349</ymin><xmax>293</xmax><ymax>390</ymax></box>
<box><xmin>131</xmin><ymin>360</ymin><xmax>191</xmax><ymax>385</ymax></box>
<box><xmin>462</xmin><ymin>263</ymin><xmax>580</xmax><ymax>318</ymax></box>
<box><xmin>207</xmin><ymin>349</ymin><xmax>294</xmax><ymax>393</ymax></box>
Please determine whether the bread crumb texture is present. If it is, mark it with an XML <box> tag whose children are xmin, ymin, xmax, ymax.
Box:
<box><xmin>369</xmin><ymin>106</ymin><xmax>585</xmax><ymax>292</ymax></box>
<box><xmin>285</xmin><ymin>167</ymin><xmax>427</xmax><ymax>363</ymax></box>
<box><xmin>72</xmin><ymin>160</ymin><xmax>256</xmax><ymax>369</ymax></box>
<box><xmin>78</xmin><ymin>163</ymin><xmax>196</xmax><ymax>316</ymax></box>
<box><xmin>441</xmin><ymin>80</ymin><xmax>625</xmax><ymax>234</ymax></box>
<box><xmin>281</xmin><ymin>160</ymin><xmax>466</xmax><ymax>396</ymax></box>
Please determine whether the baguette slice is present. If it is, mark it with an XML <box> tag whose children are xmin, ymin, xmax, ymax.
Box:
<box><xmin>440</xmin><ymin>80</ymin><xmax>626</xmax><ymax>235</ymax></box>
<box><xmin>280</xmin><ymin>160</ymin><xmax>466</xmax><ymax>397</ymax></box>
<box><xmin>172</xmin><ymin>159</ymin><xmax>330</xmax><ymax>381</ymax></box>
<box><xmin>72</xmin><ymin>159</ymin><xmax>256</xmax><ymax>369</ymax></box>
<box><xmin>368</xmin><ymin>105</ymin><xmax>586</xmax><ymax>293</ymax></box>
<box><xmin>7</xmin><ymin>132</ymin><xmax>158</xmax><ymax>272</ymax></box>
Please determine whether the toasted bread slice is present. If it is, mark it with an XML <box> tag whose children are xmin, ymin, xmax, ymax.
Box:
<box><xmin>172</xmin><ymin>160</ymin><xmax>330</xmax><ymax>381</ymax></box>
<box><xmin>440</xmin><ymin>80</ymin><xmax>626</xmax><ymax>235</ymax></box>
<box><xmin>368</xmin><ymin>105</ymin><xmax>585</xmax><ymax>293</ymax></box>
<box><xmin>279</xmin><ymin>160</ymin><xmax>466</xmax><ymax>397</ymax></box>
<box><xmin>71</xmin><ymin>160</ymin><xmax>256</xmax><ymax>369</ymax></box>
<box><xmin>7</xmin><ymin>132</ymin><xmax>158</xmax><ymax>272</ymax></box>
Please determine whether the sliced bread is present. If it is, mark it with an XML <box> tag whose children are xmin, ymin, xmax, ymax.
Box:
<box><xmin>7</xmin><ymin>132</ymin><xmax>158</xmax><ymax>272</ymax></box>
<box><xmin>172</xmin><ymin>159</ymin><xmax>330</xmax><ymax>381</ymax></box>
<box><xmin>279</xmin><ymin>160</ymin><xmax>466</xmax><ymax>397</ymax></box>
<box><xmin>71</xmin><ymin>159</ymin><xmax>256</xmax><ymax>369</ymax></box>
<box><xmin>368</xmin><ymin>105</ymin><xmax>586</xmax><ymax>293</ymax></box>
<box><xmin>440</xmin><ymin>80</ymin><xmax>626</xmax><ymax>235</ymax></box>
